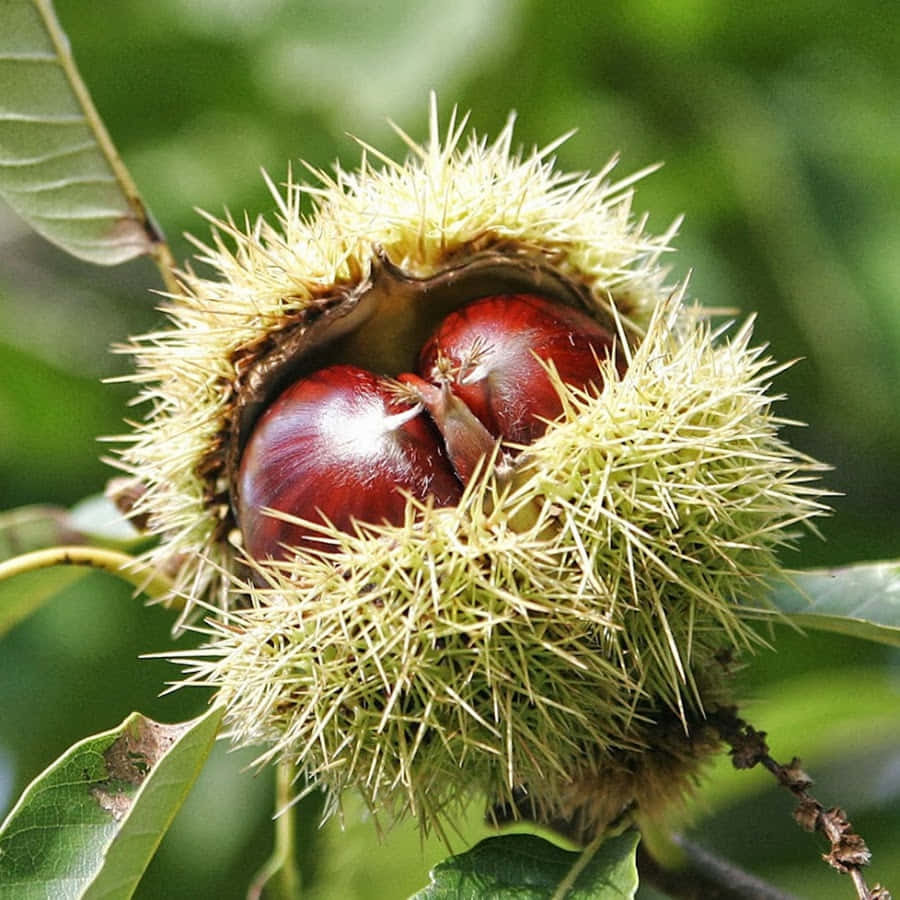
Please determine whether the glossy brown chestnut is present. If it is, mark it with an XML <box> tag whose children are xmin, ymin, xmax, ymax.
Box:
<box><xmin>237</xmin><ymin>364</ymin><xmax>462</xmax><ymax>559</ymax></box>
<box><xmin>417</xmin><ymin>294</ymin><xmax>620</xmax><ymax>445</ymax></box>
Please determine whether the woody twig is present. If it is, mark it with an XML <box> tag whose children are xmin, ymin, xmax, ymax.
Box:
<box><xmin>711</xmin><ymin>707</ymin><xmax>891</xmax><ymax>900</ymax></box>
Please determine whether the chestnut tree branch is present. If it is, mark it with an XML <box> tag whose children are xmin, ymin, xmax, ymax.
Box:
<box><xmin>637</xmin><ymin>838</ymin><xmax>799</xmax><ymax>900</ymax></box>
<box><xmin>710</xmin><ymin>707</ymin><xmax>892</xmax><ymax>900</ymax></box>
<box><xmin>0</xmin><ymin>545</ymin><xmax>176</xmax><ymax>605</ymax></box>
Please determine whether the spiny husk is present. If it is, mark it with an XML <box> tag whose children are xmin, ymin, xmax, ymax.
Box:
<box><xmin>116</xmin><ymin>101</ymin><xmax>677</xmax><ymax>626</ymax></box>
<box><xmin>169</xmin><ymin>298</ymin><xmax>829</xmax><ymax>837</ymax></box>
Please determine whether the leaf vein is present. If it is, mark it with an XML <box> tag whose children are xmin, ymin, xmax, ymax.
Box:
<box><xmin>1</xmin><ymin>174</ymin><xmax>117</xmax><ymax>193</ymax></box>
<box><xmin>0</xmin><ymin>112</ymin><xmax>86</xmax><ymax>124</ymax></box>
<box><xmin>0</xmin><ymin>140</ymin><xmax>96</xmax><ymax>166</ymax></box>
<box><xmin>0</xmin><ymin>52</ymin><xmax>58</xmax><ymax>62</ymax></box>
<box><xmin>27</xmin><ymin>208</ymin><xmax>133</xmax><ymax>222</ymax></box>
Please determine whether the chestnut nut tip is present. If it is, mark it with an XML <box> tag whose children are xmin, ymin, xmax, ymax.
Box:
<box><xmin>236</xmin><ymin>293</ymin><xmax>621</xmax><ymax>562</ymax></box>
<box><xmin>418</xmin><ymin>293</ymin><xmax>621</xmax><ymax>445</ymax></box>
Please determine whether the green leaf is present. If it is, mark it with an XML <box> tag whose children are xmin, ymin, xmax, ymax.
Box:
<box><xmin>0</xmin><ymin>707</ymin><xmax>224</xmax><ymax>900</ymax></box>
<box><xmin>0</xmin><ymin>495</ymin><xmax>157</xmax><ymax>639</ymax></box>
<box><xmin>770</xmin><ymin>561</ymin><xmax>900</xmax><ymax>646</ymax></box>
<box><xmin>410</xmin><ymin>831</ymin><xmax>640</xmax><ymax>900</ymax></box>
<box><xmin>0</xmin><ymin>561</ymin><xmax>88</xmax><ymax>638</ymax></box>
<box><xmin>0</xmin><ymin>0</ymin><xmax>154</xmax><ymax>264</ymax></box>
<box><xmin>0</xmin><ymin>499</ymin><xmax>98</xmax><ymax>639</ymax></box>
<box><xmin>0</xmin><ymin>504</ymin><xmax>78</xmax><ymax>561</ymax></box>
<box><xmin>0</xmin><ymin>543</ymin><xmax>173</xmax><ymax>640</ymax></box>
<box><xmin>0</xmin><ymin>496</ymin><xmax>144</xmax><ymax>563</ymax></box>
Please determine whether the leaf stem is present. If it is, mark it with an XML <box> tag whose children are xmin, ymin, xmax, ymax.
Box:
<box><xmin>247</xmin><ymin>760</ymin><xmax>302</xmax><ymax>900</ymax></box>
<box><xmin>32</xmin><ymin>0</ymin><xmax>182</xmax><ymax>295</ymax></box>
<box><xmin>0</xmin><ymin>545</ymin><xmax>176</xmax><ymax>605</ymax></box>
<box><xmin>550</xmin><ymin>827</ymin><xmax>608</xmax><ymax>900</ymax></box>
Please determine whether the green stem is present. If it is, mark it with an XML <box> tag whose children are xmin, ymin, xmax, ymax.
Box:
<box><xmin>550</xmin><ymin>828</ymin><xmax>608</xmax><ymax>900</ymax></box>
<box><xmin>33</xmin><ymin>0</ymin><xmax>182</xmax><ymax>296</ymax></box>
<box><xmin>0</xmin><ymin>545</ymin><xmax>176</xmax><ymax>605</ymax></box>
<box><xmin>247</xmin><ymin>760</ymin><xmax>302</xmax><ymax>900</ymax></box>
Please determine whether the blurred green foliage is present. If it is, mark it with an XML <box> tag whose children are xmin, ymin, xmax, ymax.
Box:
<box><xmin>1</xmin><ymin>1</ymin><xmax>897</xmax><ymax>897</ymax></box>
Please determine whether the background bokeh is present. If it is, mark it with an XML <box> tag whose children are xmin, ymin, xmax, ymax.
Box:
<box><xmin>1</xmin><ymin>1</ymin><xmax>898</xmax><ymax>897</ymax></box>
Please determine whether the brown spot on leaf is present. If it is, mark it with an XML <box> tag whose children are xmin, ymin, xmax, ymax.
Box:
<box><xmin>90</xmin><ymin>715</ymin><xmax>190</xmax><ymax>821</ymax></box>
<box><xmin>107</xmin><ymin>213</ymin><xmax>154</xmax><ymax>257</ymax></box>
<box><xmin>92</xmin><ymin>788</ymin><xmax>132</xmax><ymax>822</ymax></box>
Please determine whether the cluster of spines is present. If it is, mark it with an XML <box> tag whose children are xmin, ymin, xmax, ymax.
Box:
<box><xmin>116</xmin><ymin>101</ymin><xmax>676</xmax><ymax>625</ymax></box>
<box><xmin>168</xmin><ymin>298</ymin><xmax>828</xmax><ymax>833</ymax></box>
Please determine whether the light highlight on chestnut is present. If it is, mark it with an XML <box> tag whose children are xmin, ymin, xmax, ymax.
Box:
<box><xmin>237</xmin><ymin>364</ymin><xmax>461</xmax><ymax>559</ymax></box>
